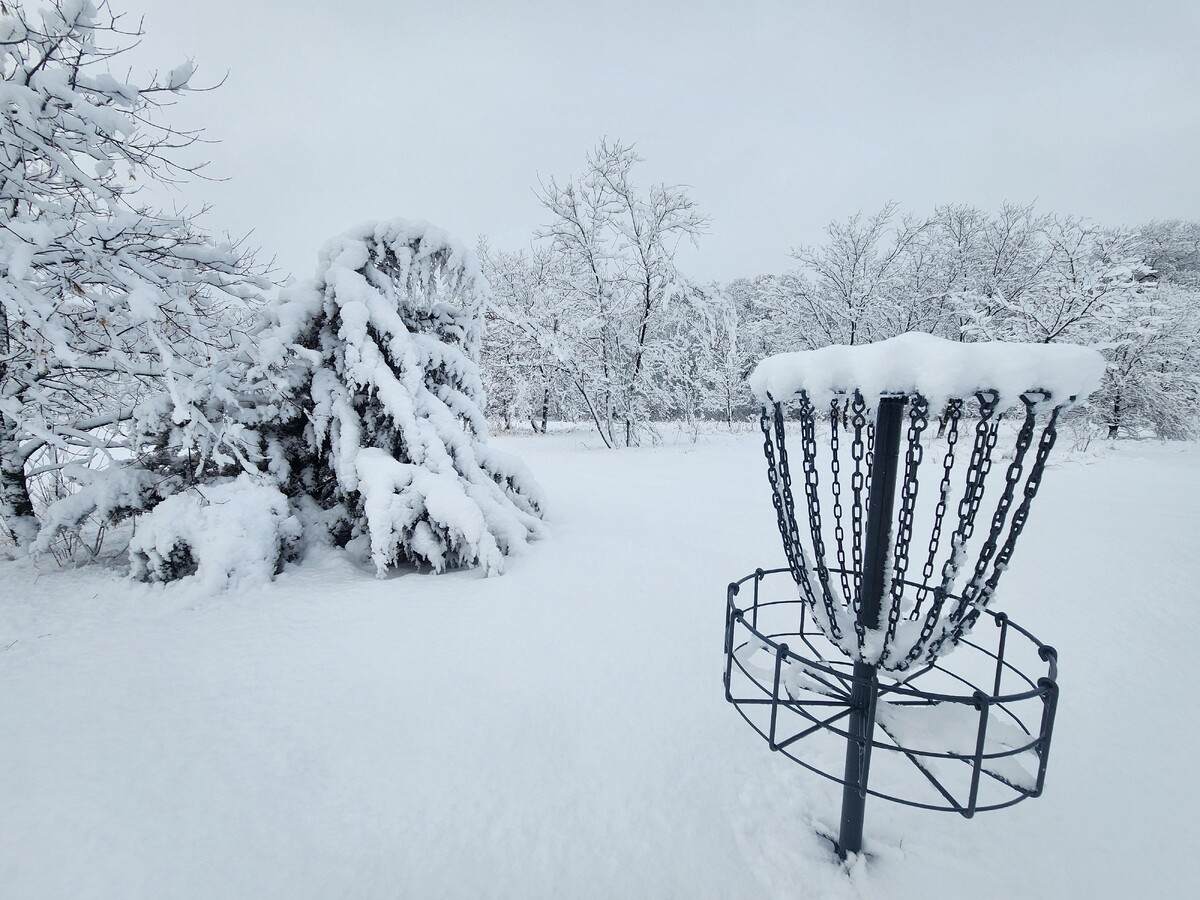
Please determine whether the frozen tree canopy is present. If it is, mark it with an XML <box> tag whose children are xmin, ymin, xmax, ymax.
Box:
<box><xmin>258</xmin><ymin>219</ymin><xmax>546</xmax><ymax>577</ymax></box>
<box><xmin>750</xmin><ymin>333</ymin><xmax>1108</xmax><ymax>410</ymax></box>
<box><xmin>0</xmin><ymin>0</ymin><xmax>268</xmax><ymax>549</ymax></box>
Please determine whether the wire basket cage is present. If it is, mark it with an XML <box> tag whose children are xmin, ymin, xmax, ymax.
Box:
<box><xmin>724</xmin><ymin>567</ymin><xmax>1058</xmax><ymax>816</ymax></box>
<box><xmin>724</xmin><ymin>368</ymin><xmax>1087</xmax><ymax>860</ymax></box>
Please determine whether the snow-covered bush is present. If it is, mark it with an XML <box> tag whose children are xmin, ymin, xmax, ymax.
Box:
<box><xmin>255</xmin><ymin>219</ymin><xmax>546</xmax><ymax>576</ymax></box>
<box><xmin>31</xmin><ymin>462</ymin><xmax>175</xmax><ymax>563</ymax></box>
<box><xmin>128</xmin><ymin>475</ymin><xmax>300</xmax><ymax>591</ymax></box>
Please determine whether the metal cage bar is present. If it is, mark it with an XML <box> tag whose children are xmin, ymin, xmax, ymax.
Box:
<box><xmin>724</xmin><ymin>569</ymin><xmax>1059</xmax><ymax>820</ymax></box>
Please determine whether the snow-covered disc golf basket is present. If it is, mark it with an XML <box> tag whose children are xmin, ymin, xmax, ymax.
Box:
<box><xmin>723</xmin><ymin>334</ymin><xmax>1105</xmax><ymax>860</ymax></box>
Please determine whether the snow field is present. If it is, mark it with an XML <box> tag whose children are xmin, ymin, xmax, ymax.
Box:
<box><xmin>0</xmin><ymin>431</ymin><xmax>1197</xmax><ymax>899</ymax></box>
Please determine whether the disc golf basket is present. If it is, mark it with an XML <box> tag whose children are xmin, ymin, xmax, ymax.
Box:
<box><xmin>723</xmin><ymin>333</ymin><xmax>1105</xmax><ymax>860</ymax></box>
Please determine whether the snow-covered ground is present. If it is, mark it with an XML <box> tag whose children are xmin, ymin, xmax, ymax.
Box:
<box><xmin>1</xmin><ymin>430</ymin><xmax>1197</xmax><ymax>899</ymax></box>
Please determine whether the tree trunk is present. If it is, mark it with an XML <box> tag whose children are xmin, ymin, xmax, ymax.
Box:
<box><xmin>624</xmin><ymin>279</ymin><xmax>654</xmax><ymax>448</ymax></box>
<box><xmin>540</xmin><ymin>387</ymin><xmax>550</xmax><ymax>434</ymax></box>
<box><xmin>575</xmin><ymin>379</ymin><xmax>614</xmax><ymax>450</ymax></box>
<box><xmin>1108</xmin><ymin>391</ymin><xmax>1122</xmax><ymax>439</ymax></box>
<box><xmin>0</xmin><ymin>413</ymin><xmax>38</xmax><ymax>546</ymax></box>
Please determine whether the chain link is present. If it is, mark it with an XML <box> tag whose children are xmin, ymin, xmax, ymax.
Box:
<box><xmin>761</xmin><ymin>404</ymin><xmax>811</xmax><ymax>600</ymax></box>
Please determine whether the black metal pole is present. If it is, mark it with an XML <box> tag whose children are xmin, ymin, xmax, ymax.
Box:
<box><xmin>837</xmin><ymin>395</ymin><xmax>906</xmax><ymax>859</ymax></box>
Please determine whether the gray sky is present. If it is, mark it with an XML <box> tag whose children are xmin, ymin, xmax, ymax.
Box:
<box><xmin>122</xmin><ymin>0</ymin><xmax>1200</xmax><ymax>285</ymax></box>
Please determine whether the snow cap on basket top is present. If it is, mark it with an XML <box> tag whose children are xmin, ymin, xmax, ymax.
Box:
<box><xmin>749</xmin><ymin>332</ymin><xmax>1107</xmax><ymax>411</ymax></box>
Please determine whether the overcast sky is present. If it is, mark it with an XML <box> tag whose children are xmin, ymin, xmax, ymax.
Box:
<box><xmin>121</xmin><ymin>0</ymin><xmax>1200</xmax><ymax>285</ymax></box>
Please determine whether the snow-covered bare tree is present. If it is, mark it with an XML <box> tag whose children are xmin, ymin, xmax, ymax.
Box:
<box><xmin>1094</xmin><ymin>281</ymin><xmax>1200</xmax><ymax>438</ymax></box>
<box><xmin>258</xmin><ymin>219</ymin><xmax>545</xmax><ymax>576</ymax></box>
<box><xmin>479</xmin><ymin>244</ymin><xmax>576</xmax><ymax>433</ymax></box>
<box><xmin>534</xmin><ymin>140</ymin><xmax>707</xmax><ymax>446</ymax></box>
<box><xmin>689</xmin><ymin>284</ymin><xmax>743</xmax><ymax>428</ymax></box>
<box><xmin>484</xmin><ymin>183</ymin><xmax>1200</xmax><ymax>443</ymax></box>
<box><xmin>884</xmin><ymin>203</ymin><xmax>1049</xmax><ymax>341</ymax></box>
<box><xmin>745</xmin><ymin>205</ymin><xmax>1199</xmax><ymax>439</ymax></box>
<box><xmin>1135</xmin><ymin>219</ymin><xmax>1200</xmax><ymax>289</ymax></box>
<box><xmin>995</xmin><ymin>218</ymin><xmax>1150</xmax><ymax>344</ymax></box>
<box><xmin>0</xmin><ymin>0</ymin><xmax>266</xmax><ymax>547</ymax></box>
<box><xmin>789</xmin><ymin>202</ymin><xmax>928</xmax><ymax>346</ymax></box>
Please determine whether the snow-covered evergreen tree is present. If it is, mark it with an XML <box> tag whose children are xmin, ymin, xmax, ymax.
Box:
<box><xmin>259</xmin><ymin>219</ymin><xmax>545</xmax><ymax>576</ymax></box>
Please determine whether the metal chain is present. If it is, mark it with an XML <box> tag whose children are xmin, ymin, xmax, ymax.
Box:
<box><xmin>795</xmin><ymin>393</ymin><xmax>843</xmax><ymax>639</ymax></box>
<box><xmin>760</xmin><ymin>404</ymin><xmax>815</xmax><ymax>610</ymax></box>
<box><xmin>849</xmin><ymin>392</ymin><xmax>868</xmax><ymax>614</ymax></box>
<box><xmin>949</xmin><ymin>396</ymin><xmax>1039</xmax><ymax>627</ymax></box>
<box><xmin>761</xmin><ymin>401</ymin><xmax>842</xmax><ymax>638</ymax></box>
<box><xmin>828</xmin><ymin>399</ymin><xmax>855</xmax><ymax>612</ymax></box>
<box><xmin>880</xmin><ymin>394</ymin><xmax>928</xmax><ymax>665</ymax></box>
<box><xmin>912</xmin><ymin>399</ymin><xmax>962</xmax><ymax>619</ymax></box>
<box><xmin>894</xmin><ymin>391</ymin><xmax>999</xmax><ymax>671</ymax></box>
<box><xmin>949</xmin><ymin>401</ymin><xmax>1062</xmax><ymax>644</ymax></box>
<box><xmin>773</xmin><ymin>404</ymin><xmax>811</xmax><ymax>595</ymax></box>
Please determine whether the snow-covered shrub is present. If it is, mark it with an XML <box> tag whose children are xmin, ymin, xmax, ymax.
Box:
<box><xmin>255</xmin><ymin>218</ymin><xmax>546</xmax><ymax>576</ymax></box>
<box><xmin>28</xmin><ymin>378</ymin><xmax>274</xmax><ymax>566</ymax></box>
<box><xmin>128</xmin><ymin>475</ymin><xmax>300</xmax><ymax>591</ymax></box>
<box><xmin>32</xmin><ymin>462</ymin><xmax>176</xmax><ymax>563</ymax></box>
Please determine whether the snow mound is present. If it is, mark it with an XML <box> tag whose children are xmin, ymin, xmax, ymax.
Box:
<box><xmin>128</xmin><ymin>475</ymin><xmax>300</xmax><ymax>591</ymax></box>
<box><xmin>750</xmin><ymin>332</ymin><xmax>1107</xmax><ymax>410</ymax></box>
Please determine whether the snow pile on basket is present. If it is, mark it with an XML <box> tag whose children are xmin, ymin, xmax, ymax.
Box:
<box><xmin>128</xmin><ymin>475</ymin><xmax>300</xmax><ymax>592</ymax></box>
<box><xmin>256</xmin><ymin>218</ymin><xmax>546</xmax><ymax>577</ymax></box>
<box><xmin>750</xmin><ymin>332</ymin><xmax>1108</xmax><ymax>410</ymax></box>
<box><xmin>749</xmin><ymin>332</ymin><xmax>1106</xmax><ymax>672</ymax></box>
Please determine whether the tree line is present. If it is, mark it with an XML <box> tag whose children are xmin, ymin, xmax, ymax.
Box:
<box><xmin>482</xmin><ymin>147</ymin><xmax>1200</xmax><ymax>443</ymax></box>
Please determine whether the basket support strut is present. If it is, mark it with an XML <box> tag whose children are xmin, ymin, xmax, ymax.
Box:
<box><xmin>837</xmin><ymin>396</ymin><xmax>905</xmax><ymax>859</ymax></box>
